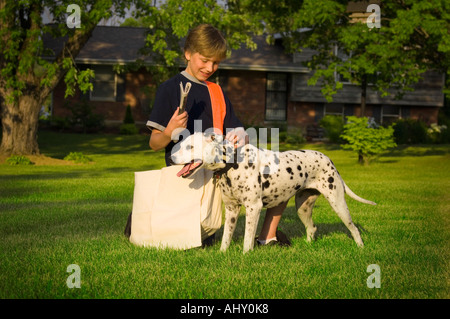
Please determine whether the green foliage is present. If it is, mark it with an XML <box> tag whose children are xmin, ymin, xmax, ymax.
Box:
<box><xmin>119</xmin><ymin>105</ymin><xmax>138</xmax><ymax>134</ymax></box>
<box><xmin>6</xmin><ymin>155</ymin><xmax>33</xmax><ymax>166</ymax></box>
<box><xmin>123</xmin><ymin>105</ymin><xmax>135</xmax><ymax>124</ymax></box>
<box><xmin>63</xmin><ymin>152</ymin><xmax>92</xmax><ymax>164</ymax></box>
<box><xmin>319</xmin><ymin>115</ymin><xmax>344</xmax><ymax>143</ymax></box>
<box><xmin>64</xmin><ymin>99</ymin><xmax>105</xmax><ymax>133</ymax></box>
<box><xmin>0</xmin><ymin>0</ymin><xmax>134</xmax><ymax>155</ymax></box>
<box><xmin>258</xmin><ymin>0</ymin><xmax>450</xmax><ymax>101</ymax></box>
<box><xmin>393</xmin><ymin>119</ymin><xmax>429</xmax><ymax>144</ymax></box>
<box><xmin>119</xmin><ymin>123</ymin><xmax>139</xmax><ymax>135</ymax></box>
<box><xmin>340</xmin><ymin>116</ymin><xmax>397</xmax><ymax>164</ymax></box>
<box><xmin>129</xmin><ymin>0</ymin><xmax>263</xmax><ymax>80</ymax></box>
<box><xmin>428</xmin><ymin>123</ymin><xmax>449</xmax><ymax>144</ymax></box>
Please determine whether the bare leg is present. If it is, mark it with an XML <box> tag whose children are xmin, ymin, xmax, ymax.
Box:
<box><xmin>258</xmin><ymin>201</ymin><xmax>288</xmax><ymax>241</ymax></box>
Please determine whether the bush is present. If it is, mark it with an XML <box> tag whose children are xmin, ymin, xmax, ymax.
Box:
<box><xmin>64</xmin><ymin>152</ymin><xmax>93</xmax><ymax>164</ymax></box>
<box><xmin>285</xmin><ymin>129</ymin><xmax>305</xmax><ymax>144</ymax></box>
<box><xmin>119</xmin><ymin>123</ymin><xmax>139</xmax><ymax>135</ymax></box>
<box><xmin>64</xmin><ymin>99</ymin><xmax>105</xmax><ymax>133</ymax></box>
<box><xmin>319</xmin><ymin>115</ymin><xmax>344</xmax><ymax>143</ymax></box>
<box><xmin>49</xmin><ymin>116</ymin><xmax>71</xmax><ymax>131</ymax></box>
<box><xmin>123</xmin><ymin>105</ymin><xmax>135</xmax><ymax>124</ymax></box>
<box><xmin>393</xmin><ymin>119</ymin><xmax>429</xmax><ymax>144</ymax></box>
<box><xmin>6</xmin><ymin>155</ymin><xmax>33</xmax><ymax>166</ymax></box>
<box><xmin>120</xmin><ymin>105</ymin><xmax>138</xmax><ymax>135</ymax></box>
<box><xmin>428</xmin><ymin>123</ymin><xmax>448</xmax><ymax>144</ymax></box>
<box><xmin>340</xmin><ymin>116</ymin><xmax>397</xmax><ymax>165</ymax></box>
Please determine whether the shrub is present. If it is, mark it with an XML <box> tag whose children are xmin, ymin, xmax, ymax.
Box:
<box><xmin>64</xmin><ymin>152</ymin><xmax>93</xmax><ymax>164</ymax></box>
<box><xmin>428</xmin><ymin>123</ymin><xmax>448</xmax><ymax>144</ymax></box>
<box><xmin>285</xmin><ymin>129</ymin><xmax>305</xmax><ymax>144</ymax></box>
<box><xmin>340</xmin><ymin>116</ymin><xmax>397</xmax><ymax>165</ymax></box>
<box><xmin>64</xmin><ymin>99</ymin><xmax>105</xmax><ymax>133</ymax></box>
<box><xmin>119</xmin><ymin>123</ymin><xmax>139</xmax><ymax>135</ymax></box>
<box><xmin>123</xmin><ymin>105</ymin><xmax>135</xmax><ymax>124</ymax></box>
<box><xmin>319</xmin><ymin>115</ymin><xmax>344</xmax><ymax>143</ymax></box>
<box><xmin>120</xmin><ymin>105</ymin><xmax>138</xmax><ymax>135</ymax></box>
<box><xmin>393</xmin><ymin>119</ymin><xmax>429</xmax><ymax>144</ymax></box>
<box><xmin>6</xmin><ymin>155</ymin><xmax>33</xmax><ymax>166</ymax></box>
<box><xmin>49</xmin><ymin>116</ymin><xmax>71</xmax><ymax>131</ymax></box>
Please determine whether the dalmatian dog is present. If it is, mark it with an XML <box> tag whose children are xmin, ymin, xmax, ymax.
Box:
<box><xmin>171</xmin><ymin>132</ymin><xmax>376</xmax><ymax>253</ymax></box>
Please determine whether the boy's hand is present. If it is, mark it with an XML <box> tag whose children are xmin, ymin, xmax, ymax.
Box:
<box><xmin>164</xmin><ymin>107</ymin><xmax>188</xmax><ymax>138</ymax></box>
<box><xmin>225</xmin><ymin>127</ymin><xmax>248</xmax><ymax>148</ymax></box>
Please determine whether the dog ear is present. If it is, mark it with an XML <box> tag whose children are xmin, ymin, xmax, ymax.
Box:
<box><xmin>204</xmin><ymin>131</ymin><xmax>224</xmax><ymax>144</ymax></box>
<box><xmin>204</xmin><ymin>132</ymin><xmax>215</xmax><ymax>143</ymax></box>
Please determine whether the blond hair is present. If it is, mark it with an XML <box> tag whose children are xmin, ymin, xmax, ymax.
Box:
<box><xmin>184</xmin><ymin>24</ymin><xmax>228</xmax><ymax>61</ymax></box>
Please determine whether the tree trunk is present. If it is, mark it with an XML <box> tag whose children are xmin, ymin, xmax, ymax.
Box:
<box><xmin>360</xmin><ymin>74</ymin><xmax>367</xmax><ymax>117</ymax></box>
<box><xmin>1</xmin><ymin>94</ymin><xmax>41</xmax><ymax>155</ymax></box>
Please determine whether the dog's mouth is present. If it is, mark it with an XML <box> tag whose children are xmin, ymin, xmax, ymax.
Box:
<box><xmin>176</xmin><ymin>159</ymin><xmax>203</xmax><ymax>178</ymax></box>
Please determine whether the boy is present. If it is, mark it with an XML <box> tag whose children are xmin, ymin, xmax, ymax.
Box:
<box><xmin>147</xmin><ymin>24</ymin><xmax>289</xmax><ymax>247</ymax></box>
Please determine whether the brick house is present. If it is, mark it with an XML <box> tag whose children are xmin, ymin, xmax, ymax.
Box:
<box><xmin>44</xmin><ymin>26</ymin><xmax>445</xmax><ymax>137</ymax></box>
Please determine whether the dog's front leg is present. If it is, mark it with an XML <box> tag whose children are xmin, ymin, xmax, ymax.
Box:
<box><xmin>243</xmin><ymin>201</ymin><xmax>263</xmax><ymax>253</ymax></box>
<box><xmin>220</xmin><ymin>204</ymin><xmax>241</xmax><ymax>251</ymax></box>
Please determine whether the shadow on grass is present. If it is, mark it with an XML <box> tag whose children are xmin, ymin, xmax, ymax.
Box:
<box><xmin>384</xmin><ymin>144</ymin><xmax>450</xmax><ymax>157</ymax></box>
<box><xmin>0</xmin><ymin>163</ymin><xmax>162</xmax><ymax>181</ymax></box>
<box><xmin>213</xmin><ymin>205</ymin><xmax>367</xmax><ymax>247</ymax></box>
<box><xmin>37</xmin><ymin>130</ymin><xmax>151</xmax><ymax>159</ymax></box>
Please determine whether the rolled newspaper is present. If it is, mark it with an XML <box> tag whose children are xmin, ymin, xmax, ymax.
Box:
<box><xmin>172</xmin><ymin>81</ymin><xmax>192</xmax><ymax>142</ymax></box>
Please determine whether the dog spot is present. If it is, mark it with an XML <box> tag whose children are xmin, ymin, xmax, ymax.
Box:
<box><xmin>297</xmin><ymin>165</ymin><xmax>302</xmax><ymax>171</ymax></box>
<box><xmin>286</xmin><ymin>167</ymin><xmax>293</xmax><ymax>175</ymax></box>
<box><xmin>329</xmin><ymin>184</ymin><xmax>333</xmax><ymax>190</ymax></box>
<box><xmin>262</xmin><ymin>180</ymin><xmax>270</xmax><ymax>190</ymax></box>
<box><xmin>230</xmin><ymin>217</ymin><xmax>236</xmax><ymax>223</ymax></box>
<box><xmin>300</xmin><ymin>173</ymin><xmax>303</xmax><ymax>178</ymax></box>
<box><xmin>274</xmin><ymin>155</ymin><xmax>280</xmax><ymax>165</ymax></box>
<box><xmin>226</xmin><ymin>176</ymin><xmax>232</xmax><ymax>187</ymax></box>
<box><xmin>328</xmin><ymin>177</ymin><xmax>334</xmax><ymax>183</ymax></box>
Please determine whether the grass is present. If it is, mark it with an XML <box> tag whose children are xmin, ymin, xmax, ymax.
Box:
<box><xmin>0</xmin><ymin>130</ymin><xmax>449</xmax><ymax>299</ymax></box>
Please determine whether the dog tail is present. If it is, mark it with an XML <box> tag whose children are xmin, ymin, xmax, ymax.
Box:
<box><xmin>344</xmin><ymin>182</ymin><xmax>377</xmax><ymax>205</ymax></box>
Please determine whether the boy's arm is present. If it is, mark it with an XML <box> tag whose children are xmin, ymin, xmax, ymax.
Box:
<box><xmin>149</xmin><ymin>129</ymin><xmax>171</xmax><ymax>151</ymax></box>
<box><xmin>149</xmin><ymin>107</ymin><xmax>188</xmax><ymax>151</ymax></box>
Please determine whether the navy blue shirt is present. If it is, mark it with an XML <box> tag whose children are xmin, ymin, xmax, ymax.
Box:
<box><xmin>147</xmin><ymin>71</ymin><xmax>243</xmax><ymax>166</ymax></box>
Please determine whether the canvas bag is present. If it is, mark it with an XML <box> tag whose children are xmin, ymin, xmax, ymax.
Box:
<box><xmin>129</xmin><ymin>81</ymin><xmax>226</xmax><ymax>249</ymax></box>
<box><xmin>129</xmin><ymin>166</ymin><xmax>222</xmax><ymax>249</ymax></box>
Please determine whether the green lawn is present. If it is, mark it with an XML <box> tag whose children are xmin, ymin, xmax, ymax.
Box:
<box><xmin>0</xmin><ymin>130</ymin><xmax>449</xmax><ymax>299</ymax></box>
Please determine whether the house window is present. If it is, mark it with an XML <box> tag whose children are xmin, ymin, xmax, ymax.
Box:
<box><xmin>90</xmin><ymin>65</ymin><xmax>117</xmax><ymax>101</ymax></box>
<box><xmin>381</xmin><ymin>105</ymin><xmax>401</xmax><ymax>125</ymax></box>
<box><xmin>324</xmin><ymin>103</ymin><xmax>345</xmax><ymax>117</ymax></box>
<box><xmin>265</xmin><ymin>73</ymin><xmax>287</xmax><ymax>121</ymax></box>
